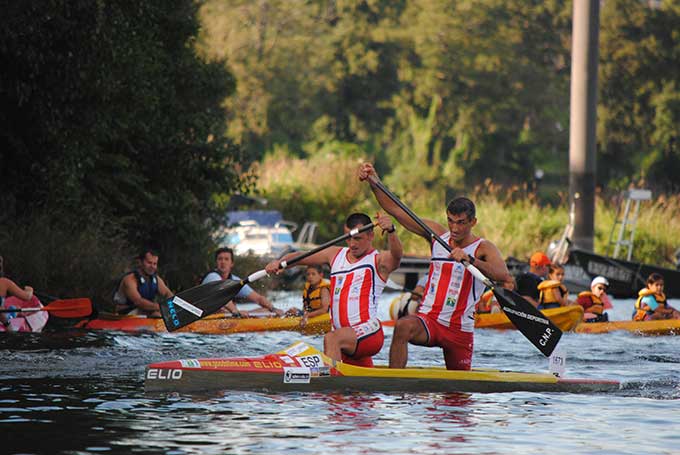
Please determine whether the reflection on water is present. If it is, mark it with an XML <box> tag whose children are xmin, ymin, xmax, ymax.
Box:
<box><xmin>1</xmin><ymin>294</ymin><xmax>680</xmax><ymax>455</ymax></box>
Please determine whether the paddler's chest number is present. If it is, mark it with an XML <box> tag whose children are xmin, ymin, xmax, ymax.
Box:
<box><xmin>298</xmin><ymin>354</ymin><xmax>322</xmax><ymax>368</ymax></box>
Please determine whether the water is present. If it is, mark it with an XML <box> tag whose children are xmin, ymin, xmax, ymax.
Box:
<box><xmin>2</xmin><ymin>292</ymin><xmax>680</xmax><ymax>455</ymax></box>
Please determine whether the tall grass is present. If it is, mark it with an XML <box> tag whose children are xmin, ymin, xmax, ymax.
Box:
<box><xmin>257</xmin><ymin>157</ymin><xmax>680</xmax><ymax>268</ymax></box>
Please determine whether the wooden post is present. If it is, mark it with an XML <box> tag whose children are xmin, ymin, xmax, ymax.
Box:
<box><xmin>568</xmin><ymin>0</ymin><xmax>600</xmax><ymax>252</ymax></box>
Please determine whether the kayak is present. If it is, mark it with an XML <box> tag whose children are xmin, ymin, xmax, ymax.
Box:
<box><xmin>144</xmin><ymin>341</ymin><xmax>620</xmax><ymax>394</ymax></box>
<box><xmin>0</xmin><ymin>296</ymin><xmax>49</xmax><ymax>333</ymax></box>
<box><xmin>475</xmin><ymin>305</ymin><xmax>584</xmax><ymax>332</ymax></box>
<box><xmin>74</xmin><ymin>312</ymin><xmax>331</xmax><ymax>336</ymax></box>
<box><xmin>574</xmin><ymin>318</ymin><xmax>680</xmax><ymax>335</ymax></box>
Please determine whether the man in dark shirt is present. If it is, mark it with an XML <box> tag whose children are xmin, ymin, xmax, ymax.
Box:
<box><xmin>515</xmin><ymin>252</ymin><xmax>551</xmax><ymax>307</ymax></box>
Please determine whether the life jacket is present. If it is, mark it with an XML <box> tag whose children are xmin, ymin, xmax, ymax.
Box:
<box><xmin>576</xmin><ymin>291</ymin><xmax>604</xmax><ymax>314</ymax></box>
<box><xmin>302</xmin><ymin>279</ymin><xmax>330</xmax><ymax>312</ymax></box>
<box><xmin>113</xmin><ymin>270</ymin><xmax>158</xmax><ymax>314</ymax></box>
<box><xmin>632</xmin><ymin>288</ymin><xmax>666</xmax><ymax>321</ymax></box>
<box><xmin>476</xmin><ymin>290</ymin><xmax>495</xmax><ymax>314</ymax></box>
<box><xmin>537</xmin><ymin>280</ymin><xmax>568</xmax><ymax>310</ymax></box>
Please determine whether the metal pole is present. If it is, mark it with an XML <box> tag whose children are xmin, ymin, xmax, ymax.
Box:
<box><xmin>568</xmin><ymin>0</ymin><xmax>600</xmax><ymax>252</ymax></box>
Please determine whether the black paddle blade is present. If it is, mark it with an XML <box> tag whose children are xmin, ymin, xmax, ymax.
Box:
<box><xmin>160</xmin><ymin>279</ymin><xmax>244</xmax><ymax>331</ymax></box>
<box><xmin>493</xmin><ymin>288</ymin><xmax>562</xmax><ymax>357</ymax></box>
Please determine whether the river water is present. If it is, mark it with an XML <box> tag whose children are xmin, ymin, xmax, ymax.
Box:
<box><xmin>2</xmin><ymin>291</ymin><xmax>679</xmax><ymax>455</ymax></box>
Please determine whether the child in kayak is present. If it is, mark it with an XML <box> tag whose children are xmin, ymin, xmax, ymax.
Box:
<box><xmin>537</xmin><ymin>264</ymin><xmax>570</xmax><ymax>310</ymax></box>
<box><xmin>285</xmin><ymin>265</ymin><xmax>331</xmax><ymax>327</ymax></box>
<box><xmin>576</xmin><ymin>276</ymin><xmax>610</xmax><ymax>323</ymax></box>
<box><xmin>633</xmin><ymin>273</ymin><xmax>680</xmax><ymax>321</ymax></box>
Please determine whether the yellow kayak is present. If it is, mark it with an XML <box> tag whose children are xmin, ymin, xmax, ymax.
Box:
<box><xmin>144</xmin><ymin>341</ymin><xmax>620</xmax><ymax>394</ymax></box>
<box><xmin>574</xmin><ymin>318</ymin><xmax>680</xmax><ymax>335</ymax></box>
<box><xmin>76</xmin><ymin>312</ymin><xmax>331</xmax><ymax>336</ymax></box>
<box><xmin>474</xmin><ymin>306</ymin><xmax>584</xmax><ymax>332</ymax></box>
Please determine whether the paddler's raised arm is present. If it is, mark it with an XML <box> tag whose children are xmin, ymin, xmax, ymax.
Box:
<box><xmin>264</xmin><ymin>247</ymin><xmax>339</xmax><ymax>275</ymax></box>
<box><xmin>358</xmin><ymin>163</ymin><xmax>445</xmax><ymax>242</ymax></box>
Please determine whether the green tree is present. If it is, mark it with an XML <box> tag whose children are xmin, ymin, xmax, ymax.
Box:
<box><xmin>0</xmin><ymin>1</ymin><xmax>247</xmax><ymax>294</ymax></box>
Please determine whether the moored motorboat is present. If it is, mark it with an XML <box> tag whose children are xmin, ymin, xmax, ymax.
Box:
<box><xmin>74</xmin><ymin>312</ymin><xmax>331</xmax><ymax>336</ymax></box>
<box><xmin>574</xmin><ymin>318</ymin><xmax>680</xmax><ymax>335</ymax></box>
<box><xmin>144</xmin><ymin>341</ymin><xmax>620</xmax><ymax>394</ymax></box>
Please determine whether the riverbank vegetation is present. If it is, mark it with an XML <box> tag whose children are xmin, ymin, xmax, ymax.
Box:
<box><xmin>255</xmin><ymin>152</ymin><xmax>680</xmax><ymax>268</ymax></box>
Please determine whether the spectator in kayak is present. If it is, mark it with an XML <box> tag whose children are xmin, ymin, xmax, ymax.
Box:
<box><xmin>476</xmin><ymin>289</ymin><xmax>501</xmax><ymax>314</ymax></box>
<box><xmin>633</xmin><ymin>273</ymin><xmax>680</xmax><ymax>321</ymax></box>
<box><xmin>515</xmin><ymin>252</ymin><xmax>551</xmax><ymax>307</ymax></box>
<box><xmin>202</xmin><ymin>247</ymin><xmax>283</xmax><ymax>317</ymax></box>
<box><xmin>0</xmin><ymin>273</ymin><xmax>35</xmax><ymax>328</ymax></box>
<box><xmin>537</xmin><ymin>264</ymin><xmax>570</xmax><ymax>310</ymax></box>
<box><xmin>285</xmin><ymin>265</ymin><xmax>331</xmax><ymax>327</ymax></box>
<box><xmin>359</xmin><ymin>163</ymin><xmax>512</xmax><ymax>371</ymax></box>
<box><xmin>266</xmin><ymin>212</ymin><xmax>402</xmax><ymax>367</ymax></box>
<box><xmin>392</xmin><ymin>274</ymin><xmax>429</xmax><ymax>320</ymax></box>
<box><xmin>576</xmin><ymin>276</ymin><xmax>610</xmax><ymax>323</ymax></box>
<box><xmin>113</xmin><ymin>248</ymin><xmax>173</xmax><ymax>318</ymax></box>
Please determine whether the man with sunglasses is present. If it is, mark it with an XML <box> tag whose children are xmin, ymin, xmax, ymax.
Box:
<box><xmin>358</xmin><ymin>163</ymin><xmax>512</xmax><ymax>370</ymax></box>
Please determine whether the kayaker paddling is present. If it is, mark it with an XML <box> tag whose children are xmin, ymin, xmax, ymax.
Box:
<box><xmin>266</xmin><ymin>212</ymin><xmax>402</xmax><ymax>367</ymax></box>
<box><xmin>201</xmin><ymin>247</ymin><xmax>283</xmax><ymax>317</ymax></box>
<box><xmin>359</xmin><ymin>162</ymin><xmax>514</xmax><ymax>370</ymax></box>
<box><xmin>113</xmin><ymin>249</ymin><xmax>173</xmax><ymax>318</ymax></box>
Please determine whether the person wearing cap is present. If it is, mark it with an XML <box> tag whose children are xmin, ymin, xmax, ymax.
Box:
<box><xmin>515</xmin><ymin>252</ymin><xmax>551</xmax><ymax>308</ymax></box>
<box><xmin>576</xmin><ymin>276</ymin><xmax>610</xmax><ymax>322</ymax></box>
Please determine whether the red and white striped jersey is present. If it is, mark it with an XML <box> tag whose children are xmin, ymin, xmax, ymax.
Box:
<box><xmin>419</xmin><ymin>233</ymin><xmax>485</xmax><ymax>333</ymax></box>
<box><xmin>329</xmin><ymin>248</ymin><xmax>386</xmax><ymax>330</ymax></box>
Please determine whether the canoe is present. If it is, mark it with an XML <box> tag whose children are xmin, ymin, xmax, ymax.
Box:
<box><xmin>74</xmin><ymin>312</ymin><xmax>331</xmax><ymax>336</ymax></box>
<box><xmin>144</xmin><ymin>341</ymin><xmax>620</xmax><ymax>394</ymax></box>
<box><xmin>475</xmin><ymin>305</ymin><xmax>584</xmax><ymax>332</ymax></box>
<box><xmin>574</xmin><ymin>318</ymin><xmax>680</xmax><ymax>335</ymax></box>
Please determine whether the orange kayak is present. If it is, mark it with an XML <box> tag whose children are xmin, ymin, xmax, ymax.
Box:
<box><xmin>75</xmin><ymin>312</ymin><xmax>331</xmax><ymax>336</ymax></box>
<box><xmin>574</xmin><ymin>318</ymin><xmax>680</xmax><ymax>335</ymax></box>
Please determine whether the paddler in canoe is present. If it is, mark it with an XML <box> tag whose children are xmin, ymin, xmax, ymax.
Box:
<box><xmin>576</xmin><ymin>276</ymin><xmax>611</xmax><ymax>323</ymax></box>
<box><xmin>0</xmin><ymin>261</ymin><xmax>45</xmax><ymax>332</ymax></box>
<box><xmin>284</xmin><ymin>265</ymin><xmax>331</xmax><ymax>327</ymax></box>
<box><xmin>201</xmin><ymin>247</ymin><xmax>284</xmax><ymax>317</ymax></box>
<box><xmin>266</xmin><ymin>212</ymin><xmax>403</xmax><ymax>367</ymax></box>
<box><xmin>632</xmin><ymin>272</ymin><xmax>680</xmax><ymax>321</ymax></box>
<box><xmin>359</xmin><ymin>163</ymin><xmax>514</xmax><ymax>370</ymax></box>
<box><xmin>112</xmin><ymin>248</ymin><xmax>174</xmax><ymax>318</ymax></box>
<box><xmin>537</xmin><ymin>264</ymin><xmax>570</xmax><ymax>310</ymax></box>
<box><xmin>515</xmin><ymin>251</ymin><xmax>551</xmax><ymax>308</ymax></box>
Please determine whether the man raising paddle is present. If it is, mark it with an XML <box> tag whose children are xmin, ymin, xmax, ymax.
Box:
<box><xmin>266</xmin><ymin>212</ymin><xmax>402</xmax><ymax>367</ymax></box>
<box><xmin>359</xmin><ymin>163</ymin><xmax>512</xmax><ymax>370</ymax></box>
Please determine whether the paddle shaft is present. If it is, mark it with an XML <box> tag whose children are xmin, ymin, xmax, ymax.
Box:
<box><xmin>237</xmin><ymin>222</ymin><xmax>377</xmax><ymax>287</ymax></box>
<box><xmin>0</xmin><ymin>307</ymin><xmax>47</xmax><ymax>313</ymax></box>
<box><xmin>162</xmin><ymin>223</ymin><xmax>376</xmax><ymax>331</ymax></box>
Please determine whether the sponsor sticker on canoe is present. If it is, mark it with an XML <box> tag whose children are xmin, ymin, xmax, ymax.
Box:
<box><xmin>284</xmin><ymin>342</ymin><xmax>309</xmax><ymax>357</ymax></box>
<box><xmin>283</xmin><ymin>367</ymin><xmax>311</xmax><ymax>384</ymax></box>
<box><xmin>180</xmin><ymin>359</ymin><xmax>201</xmax><ymax>368</ymax></box>
<box><xmin>297</xmin><ymin>354</ymin><xmax>323</xmax><ymax>369</ymax></box>
<box><xmin>279</xmin><ymin>355</ymin><xmax>296</xmax><ymax>365</ymax></box>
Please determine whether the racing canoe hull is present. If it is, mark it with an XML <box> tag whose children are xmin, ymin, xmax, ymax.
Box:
<box><xmin>144</xmin><ymin>342</ymin><xmax>620</xmax><ymax>394</ymax></box>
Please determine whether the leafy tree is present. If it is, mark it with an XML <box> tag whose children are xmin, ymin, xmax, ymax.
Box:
<box><xmin>0</xmin><ymin>1</ymin><xmax>247</xmax><ymax>294</ymax></box>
